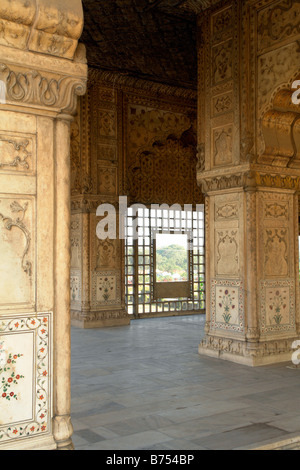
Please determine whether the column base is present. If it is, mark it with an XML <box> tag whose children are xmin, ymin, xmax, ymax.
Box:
<box><xmin>55</xmin><ymin>439</ymin><xmax>75</xmax><ymax>451</ymax></box>
<box><xmin>71</xmin><ymin>309</ymin><xmax>130</xmax><ymax>329</ymax></box>
<box><xmin>199</xmin><ymin>334</ymin><xmax>298</xmax><ymax>367</ymax></box>
<box><xmin>0</xmin><ymin>435</ymin><xmax>57</xmax><ymax>451</ymax></box>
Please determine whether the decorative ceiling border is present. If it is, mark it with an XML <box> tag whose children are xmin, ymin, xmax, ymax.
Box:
<box><xmin>87</xmin><ymin>68</ymin><xmax>197</xmax><ymax>102</ymax></box>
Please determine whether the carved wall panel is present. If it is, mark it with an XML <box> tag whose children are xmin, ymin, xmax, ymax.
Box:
<box><xmin>0</xmin><ymin>197</ymin><xmax>35</xmax><ymax>309</ymax></box>
<box><xmin>212</xmin><ymin>39</ymin><xmax>233</xmax><ymax>85</ymax></box>
<box><xmin>254</xmin><ymin>0</ymin><xmax>300</xmax><ymax>156</ymax></box>
<box><xmin>258</xmin><ymin>191</ymin><xmax>293</xmax><ymax>281</ymax></box>
<box><xmin>212</xmin><ymin>91</ymin><xmax>233</xmax><ymax>117</ymax></box>
<box><xmin>257</xmin><ymin>42</ymin><xmax>300</xmax><ymax>118</ymax></box>
<box><xmin>96</xmin><ymin>237</ymin><xmax>120</xmax><ymax>270</ymax></box>
<box><xmin>264</xmin><ymin>228</ymin><xmax>289</xmax><ymax>277</ymax></box>
<box><xmin>70</xmin><ymin>273</ymin><xmax>81</xmax><ymax>303</ymax></box>
<box><xmin>0</xmin><ymin>110</ymin><xmax>55</xmax><ymax>448</ymax></box>
<box><xmin>257</xmin><ymin>0</ymin><xmax>300</xmax><ymax>54</ymax></box>
<box><xmin>216</xmin><ymin>230</ymin><xmax>239</xmax><ymax>276</ymax></box>
<box><xmin>70</xmin><ymin>214</ymin><xmax>82</xmax><ymax>270</ymax></box>
<box><xmin>198</xmin><ymin>0</ymin><xmax>300</xmax><ymax>174</ymax></box>
<box><xmin>71</xmin><ymin>96</ymin><xmax>93</xmax><ymax>196</ymax></box>
<box><xmin>98</xmin><ymin>110</ymin><xmax>117</xmax><ymax>139</ymax></box>
<box><xmin>97</xmin><ymin>144</ymin><xmax>117</xmax><ymax>162</ymax></box>
<box><xmin>198</xmin><ymin>1</ymin><xmax>240</xmax><ymax>173</ymax></box>
<box><xmin>213</xmin><ymin>124</ymin><xmax>233</xmax><ymax>166</ymax></box>
<box><xmin>98</xmin><ymin>165</ymin><xmax>117</xmax><ymax>196</ymax></box>
<box><xmin>212</xmin><ymin>192</ymin><xmax>242</xmax><ymax>280</ymax></box>
<box><xmin>205</xmin><ymin>188</ymin><xmax>246</xmax><ymax>337</ymax></box>
<box><xmin>70</xmin><ymin>213</ymin><xmax>82</xmax><ymax>311</ymax></box>
<box><xmin>0</xmin><ymin>132</ymin><xmax>35</xmax><ymax>174</ymax></box>
<box><xmin>257</xmin><ymin>191</ymin><xmax>297</xmax><ymax>336</ymax></box>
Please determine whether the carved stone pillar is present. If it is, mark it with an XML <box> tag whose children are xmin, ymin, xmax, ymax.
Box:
<box><xmin>70</xmin><ymin>75</ymin><xmax>130</xmax><ymax>328</ymax></box>
<box><xmin>197</xmin><ymin>0</ymin><xmax>300</xmax><ymax>366</ymax></box>
<box><xmin>0</xmin><ymin>0</ymin><xmax>87</xmax><ymax>450</ymax></box>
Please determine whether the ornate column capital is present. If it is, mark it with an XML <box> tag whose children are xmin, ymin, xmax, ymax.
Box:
<box><xmin>0</xmin><ymin>60</ymin><xmax>87</xmax><ymax>116</ymax></box>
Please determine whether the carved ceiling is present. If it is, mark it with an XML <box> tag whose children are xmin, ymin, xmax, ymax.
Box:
<box><xmin>81</xmin><ymin>0</ymin><xmax>220</xmax><ymax>89</ymax></box>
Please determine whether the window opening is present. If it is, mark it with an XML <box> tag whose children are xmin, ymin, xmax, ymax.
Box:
<box><xmin>125</xmin><ymin>205</ymin><xmax>205</xmax><ymax>318</ymax></box>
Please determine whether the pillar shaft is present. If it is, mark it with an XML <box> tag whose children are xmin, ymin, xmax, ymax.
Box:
<box><xmin>197</xmin><ymin>0</ymin><xmax>300</xmax><ymax>366</ymax></box>
<box><xmin>53</xmin><ymin>118</ymin><xmax>73</xmax><ymax>448</ymax></box>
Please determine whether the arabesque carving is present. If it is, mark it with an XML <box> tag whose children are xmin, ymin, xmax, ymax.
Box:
<box><xmin>0</xmin><ymin>136</ymin><xmax>32</xmax><ymax>171</ymax></box>
<box><xmin>258</xmin><ymin>0</ymin><xmax>300</xmax><ymax>52</ymax></box>
<box><xmin>0</xmin><ymin>200</ymin><xmax>32</xmax><ymax>277</ymax></box>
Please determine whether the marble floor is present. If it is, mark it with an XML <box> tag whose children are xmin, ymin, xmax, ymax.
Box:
<box><xmin>70</xmin><ymin>315</ymin><xmax>300</xmax><ymax>450</ymax></box>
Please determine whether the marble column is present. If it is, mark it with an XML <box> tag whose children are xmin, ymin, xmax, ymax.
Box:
<box><xmin>197</xmin><ymin>0</ymin><xmax>300</xmax><ymax>366</ymax></box>
<box><xmin>0</xmin><ymin>0</ymin><xmax>87</xmax><ymax>450</ymax></box>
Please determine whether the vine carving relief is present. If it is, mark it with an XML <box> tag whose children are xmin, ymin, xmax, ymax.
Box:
<box><xmin>0</xmin><ymin>201</ymin><xmax>32</xmax><ymax>277</ymax></box>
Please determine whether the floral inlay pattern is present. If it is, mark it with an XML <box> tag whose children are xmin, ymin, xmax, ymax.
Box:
<box><xmin>0</xmin><ymin>314</ymin><xmax>51</xmax><ymax>442</ymax></box>
<box><xmin>211</xmin><ymin>279</ymin><xmax>244</xmax><ymax>333</ymax></box>
<box><xmin>260</xmin><ymin>280</ymin><xmax>295</xmax><ymax>334</ymax></box>
<box><xmin>218</xmin><ymin>289</ymin><xmax>236</xmax><ymax>324</ymax></box>
<box><xmin>268</xmin><ymin>290</ymin><xmax>287</xmax><ymax>325</ymax></box>
<box><xmin>0</xmin><ymin>349</ymin><xmax>24</xmax><ymax>401</ymax></box>
<box><xmin>99</xmin><ymin>276</ymin><xmax>115</xmax><ymax>301</ymax></box>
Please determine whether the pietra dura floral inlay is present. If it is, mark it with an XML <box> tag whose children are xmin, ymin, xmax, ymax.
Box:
<box><xmin>211</xmin><ymin>279</ymin><xmax>244</xmax><ymax>333</ymax></box>
<box><xmin>0</xmin><ymin>313</ymin><xmax>51</xmax><ymax>443</ymax></box>
<box><xmin>98</xmin><ymin>276</ymin><xmax>116</xmax><ymax>302</ymax></box>
<box><xmin>260</xmin><ymin>280</ymin><xmax>295</xmax><ymax>334</ymax></box>
<box><xmin>0</xmin><ymin>350</ymin><xmax>24</xmax><ymax>401</ymax></box>
<box><xmin>92</xmin><ymin>271</ymin><xmax>121</xmax><ymax>306</ymax></box>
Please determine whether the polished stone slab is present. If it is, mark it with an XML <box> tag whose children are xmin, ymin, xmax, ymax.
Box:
<box><xmin>71</xmin><ymin>315</ymin><xmax>300</xmax><ymax>450</ymax></box>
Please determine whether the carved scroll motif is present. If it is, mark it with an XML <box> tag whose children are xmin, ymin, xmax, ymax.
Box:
<box><xmin>0</xmin><ymin>201</ymin><xmax>32</xmax><ymax>277</ymax></box>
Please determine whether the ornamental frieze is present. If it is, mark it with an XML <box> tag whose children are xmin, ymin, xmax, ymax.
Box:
<box><xmin>198</xmin><ymin>168</ymin><xmax>300</xmax><ymax>193</ymax></box>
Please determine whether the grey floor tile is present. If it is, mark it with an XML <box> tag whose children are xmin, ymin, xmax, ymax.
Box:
<box><xmin>85</xmin><ymin>431</ymin><xmax>173</xmax><ymax>451</ymax></box>
<box><xmin>192</xmin><ymin>424</ymin><xmax>289</xmax><ymax>450</ymax></box>
<box><xmin>73</xmin><ymin>428</ymin><xmax>106</xmax><ymax>444</ymax></box>
<box><xmin>70</xmin><ymin>315</ymin><xmax>300</xmax><ymax>450</ymax></box>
